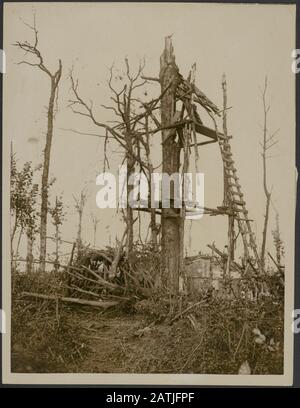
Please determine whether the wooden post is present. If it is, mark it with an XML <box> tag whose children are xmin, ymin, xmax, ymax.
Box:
<box><xmin>159</xmin><ymin>37</ymin><xmax>183</xmax><ymax>295</ymax></box>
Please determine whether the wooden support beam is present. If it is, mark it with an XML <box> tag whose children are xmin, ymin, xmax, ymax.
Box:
<box><xmin>190</xmin><ymin>139</ymin><xmax>216</xmax><ymax>147</ymax></box>
<box><xmin>194</xmin><ymin>122</ymin><xmax>226</xmax><ymax>140</ymax></box>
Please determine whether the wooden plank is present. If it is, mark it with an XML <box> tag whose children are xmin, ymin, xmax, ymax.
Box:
<box><xmin>194</xmin><ymin>122</ymin><xmax>226</xmax><ymax>140</ymax></box>
<box><xmin>235</xmin><ymin>217</ymin><xmax>253</xmax><ymax>222</ymax></box>
<box><xmin>233</xmin><ymin>199</ymin><xmax>246</xmax><ymax>206</ymax></box>
<box><xmin>190</xmin><ymin>139</ymin><xmax>217</xmax><ymax>147</ymax></box>
<box><xmin>232</xmin><ymin>191</ymin><xmax>244</xmax><ymax>197</ymax></box>
<box><xmin>228</xmin><ymin>182</ymin><xmax>241</xmax><ymax>188</ymax></box>
<box><xmin>234</xmin><ymin>208</ymin><xmax>248</xmax><ymax>214</ymax></box>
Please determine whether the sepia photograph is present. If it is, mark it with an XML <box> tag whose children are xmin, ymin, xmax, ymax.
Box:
<box><xmin>1</xmin><ymin>2</ymin><xmax>296</xmax><ymax>385</ymax></box>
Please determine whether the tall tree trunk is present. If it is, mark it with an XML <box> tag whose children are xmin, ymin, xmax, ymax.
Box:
<box><xmin>150</xmin><ymin>209</ymin><xmax>158</xmax><ymax>247</ymax></box>
<box><xmin>14</xmin><ymin>27</ymin><xmax>62</xmax><ymax>272</ymax></box>
<box><xmin>54</xmin><ymin>223</ymin><xmax>59</xmax><ymax>272</ymax></box>
<box><xmin>11</xmin><ymin>213</ymin><xmax>18</xmax><ymax>255</ymax></box>
<box><xmin>77</xmin><ymin>209</ymin><xmax>83</xmax><ymax>255</ymax></box>
<box><xmin>74</xmin><ymin>190</ymin><xmax>86</xmax><ymax>257</ymax></box>
<box><xmin>126</xmin><ymin>148</ymin><xmax>134</xmax><ymax>260</ymax></box>
<box><xmin>261</xmin><ymin>191</ymin><xmax>271</xmax><ymax>268</ymax></box>
<box><xmin>39</xmin><ymin>80</ymin><xmax>55</xmax><ymax>272</ymax></box>
<box><xmin>26</xmin><ymin>228</ymin><xmax>34</xmax><ymax>274</ymax></box>
<box><xmin>261</xmin><ymin>78</ymin><xmax>271</xmax><ymax>269</ymax></box>
<box><xmin>93</xmin><ymin>224</ymin><xmax>97</xmax><ymax>247</ymax></box>
<box><xmin>145</xmin><ymin>115</ymin><xmax>158</xmax><ymax>248</ymax></box>
<box><xmin>91</xmin><ymin>214</ymin><xmax>99</xmax><ymax>247</ymax></box>
<box><xmin>39</xmin><ymin>63</ymin><xmax>62</xmax><ymax>272</ymax></box>
<box><xmin>159</xmin><ymin>37</ymin><xmax>183</xmax><ymax>295</ymax></box>
<box><xmin>14</xmin><ymin>226</ymin><xmax>24</xmax><ymax>271</ymax></box>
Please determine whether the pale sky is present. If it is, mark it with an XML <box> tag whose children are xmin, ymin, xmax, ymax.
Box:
<box><xmin>4</xmin><ymin>2</ymin><xmax>296</xmax><ymax>264</ymax></box>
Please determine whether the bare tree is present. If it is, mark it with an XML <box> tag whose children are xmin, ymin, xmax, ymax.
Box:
<box><xmin>69</xmin><ymin>61</ymin><xmax>153</xmax><ymax>261</ymax></box>
<box><xmin>139</xmin><ymin>107</ymin><xmax>160</xmax><ymax>247</ymax></box>
<box><xmin>91</xmin><ymin>213</ymin><xmax>100</xmax><ymax>247</ymax></box>
<box><xmin>15</xmin><ymin>17</ymin><xmax>62</xmax><ymax>272</ymax></box>
<box><xmin>73</xmin><ymin>190</ymin><xmax>87</xmax><ymax>256</ymax></box>
<box><xmin>272</xmin><ymin>210</ymin><xmax>284</xmax><ymax>266</ymax></box>
<box><xmin>260</xmin><ymin>77</ymin><xmax>279</xmax><ymax>268</ymax></box>
<box><xmin>50</xmin><ymin>196</ymin><xmax>65</xmax><ymax>271</ymax></box>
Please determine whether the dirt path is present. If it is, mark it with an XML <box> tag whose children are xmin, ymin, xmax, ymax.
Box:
<box><xmin>78</xmin><ymin>314</ymin><xmax>149</xmax><ymax>373</ymax></box>
<box><xmin>74</xmin><ymin>309</ymin><xmax>200</xmax><ymax>374</ymax></box>
<box><xmin>12</xmin><ymin>299</ymin><xmax>284</xmax><ymax>375</ymax></box>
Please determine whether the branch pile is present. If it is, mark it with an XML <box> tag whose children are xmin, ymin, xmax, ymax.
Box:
<box><xmin>20</xmin><ymin>243</ymin><xmax>160</xmax><ymax>310</ymax></box>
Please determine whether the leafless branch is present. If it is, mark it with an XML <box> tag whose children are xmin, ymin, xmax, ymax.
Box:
<box><xmin>58</xmin><ymin>127</ymin><xmax>114</xmax><ymax>139</ymax></box>
<box><xmin>14</xmin><ymin>17</ymin><xmax>62</xmax><ymax>81</ymax></box>
<box><xmin>141</xmin><ymin>75</ymin><xmax>160</xmax><ymax>83</ymax></box>
<box><xmin>69</xmin><ymin>71</ymin><xmax>149</xmax><ymax>170</ymax></box>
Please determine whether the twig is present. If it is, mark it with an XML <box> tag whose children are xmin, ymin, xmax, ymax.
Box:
<box><xmin>169</xmin><ymin>299</ymin><xmax>207</xmax><ymax>324</ymax></box>
<box><xmin>233</xmin><ymin>322</ymin><xmax>246</xmax><ymax>360</ymax></box>
<box><xmin>180</xmin><ymin>328</ymin><xmax>207</xmax><ymax>372</ymax></box>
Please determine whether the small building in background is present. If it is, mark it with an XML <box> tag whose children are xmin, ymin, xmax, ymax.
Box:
<box><xmin>185</xmin><ymin>254</ymin><xmax>241</xmax><ymax>297</ymax></box>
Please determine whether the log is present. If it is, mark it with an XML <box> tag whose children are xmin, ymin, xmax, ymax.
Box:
<box><xmin>62</xmin><ymin>284</ymin><xmax>100</xmax><ymax>298</ymax></box>
<box><xmin>21</xmin><ymin>291</ymin><xmax>119</xmax><ymax>308</ymax></box>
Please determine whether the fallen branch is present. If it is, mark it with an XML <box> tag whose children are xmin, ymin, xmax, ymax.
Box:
<box><xmin>62</xmin><ymin>284</ymin><xmax>101</xmax><ymax>298</ymax></box>
<box><xmin>81</xmin><ymin>265</ymin><xmax>122</xmax><ymax>291</ymax></box>
<box><xmin>180</xmin><ymin>328</ymin><xmax>208</xmax><ymax>372</ymax></box>
<box><xmin>134</xmin><ymin>319</ymin><xmax>158</xmax><ymax>337</ymax></box>
<box><xmin>233</xmin><ymin>322</ymin><xmax>246</xmax><ymax>360</ymax></box>
<box><xmin>21</xmin><ymin>291</ymin><xmax>119</xmax><ymax>308</ymax></box>
<box><xmin>169</xmin><ymin>299</ymin><xmax>207</xmax><ymax>324</ymax></box>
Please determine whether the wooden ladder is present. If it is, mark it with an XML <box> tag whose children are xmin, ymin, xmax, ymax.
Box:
<box><xmin>218</xmin><ymin>135</ymin><xmax>262</xmax><ymax>271</ymax></box>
